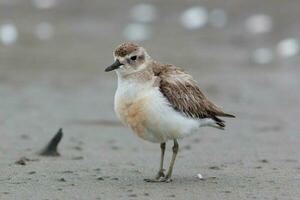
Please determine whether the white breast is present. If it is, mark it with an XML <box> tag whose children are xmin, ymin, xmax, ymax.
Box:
<box><xmin>114</xmin><ymin>73</ymin><xmax>203</xmax><ymax>143</ymax></box>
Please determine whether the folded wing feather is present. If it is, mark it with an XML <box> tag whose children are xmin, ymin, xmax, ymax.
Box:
<box><xmin>152</xmin><ymin>63</ymin><xmax>235</xmax><ymax>128</ymax></box>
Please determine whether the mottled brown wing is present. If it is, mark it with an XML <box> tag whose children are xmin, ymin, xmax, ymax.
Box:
<box><xmin>153</xmin><ymin>63</ymin><xmax>235</xmax><ymax>120</ymax></box>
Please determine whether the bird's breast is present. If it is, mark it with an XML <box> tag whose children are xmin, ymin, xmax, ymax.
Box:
<box><xmin>114</xmin><ymin>91</ymin><xmax>148</xmax><ymax>137</ymax></box>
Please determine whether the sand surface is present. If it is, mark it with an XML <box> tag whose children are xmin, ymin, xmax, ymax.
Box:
<box><xmin>0</xmin><ymin>0</ymin><xmax>300</xmax><ymax>199</ymax></box>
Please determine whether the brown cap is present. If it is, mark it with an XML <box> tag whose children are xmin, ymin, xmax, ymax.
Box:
<box><xmin>114</xmin><ymin>42</ymin><xmax>139</xmax><ymax>57</ymax></box>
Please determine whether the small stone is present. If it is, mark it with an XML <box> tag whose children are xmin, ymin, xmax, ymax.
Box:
<box><xmin>28</xmin><ymin>171</ymin><xmax>36</xmax><ymax>174</ymax></box>
<box><xmin>15</xmin><ymin>159</ymin><xmax>26</xmax><ymax>165</ymax></box>
<box><xmin>97</xmin><ymin>177</ymin><xmax>104</xmax><ymax>181</ymax></box>
<box><xmin>15</xmin><ymin>157</ymin><xmax>30</xmax><ymax>165</ymax></box>
<box><xmin>260</xmin><ymin>159</ymin><xmax>268</xmax><ymax>163</ymax></box>
<box><xmin>209</xmin><ymin>166</ymin><xmax>221</xmax><ymax>170</ymax></box>
<box><xmin>58</xmin><ymin>178</ymin><xmax>66</xmax><ymax>182</ymax></box>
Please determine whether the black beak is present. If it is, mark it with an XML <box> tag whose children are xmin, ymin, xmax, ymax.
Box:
<box><xmin>105</xmin><ymin>59</ymin><xmax>123</xmax><ymax>72</ymax></box>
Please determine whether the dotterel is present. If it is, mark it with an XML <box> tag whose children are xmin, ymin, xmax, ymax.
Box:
<box><xmin>105</xmin><ymin>42</ymin><xmax>235</xmax><ymax>182</ymax></box>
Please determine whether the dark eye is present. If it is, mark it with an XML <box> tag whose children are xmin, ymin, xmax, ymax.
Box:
<box><xmin>130</xmin><ymin>56</ymin><xmax>137</xmax><ymax>61</ymax></box>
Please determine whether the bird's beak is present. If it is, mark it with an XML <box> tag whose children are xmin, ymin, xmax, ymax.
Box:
<box><xmin>105</xmin><ymin>59</ymin><xmax>123</xmax><ymax>72</ymax></box>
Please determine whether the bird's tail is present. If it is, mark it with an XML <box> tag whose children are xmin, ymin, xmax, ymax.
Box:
<box><xmin>218</xmin><ymin>113</ymin><xmax>236</xmax><ymax>118</ymax></box>
<box><xmin>210</xmin><ymin>114</ymin><xmax>235</xmax><ymax>130</ymax></box>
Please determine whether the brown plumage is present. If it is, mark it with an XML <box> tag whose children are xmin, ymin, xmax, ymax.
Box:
<box><xmin>114</xmin><ymin>42</ymin><xmax>139</xmax><ymax>57</ymax></box>
<box><xmin>152</xmin><ymin>63</ymin><xmax>235</xmax><ymax>128</ymax></box>
<box><xmin>107</xmin><ymin>42</ymin><xmax>235</xmax><ymax>182</ymax></box>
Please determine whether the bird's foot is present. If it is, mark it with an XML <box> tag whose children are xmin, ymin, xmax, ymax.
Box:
<box><xmin>159</xmin><ymin>175</ymin><xmax>172</xmax><ymax>183</ymax></box>
<box><xmin>144</xmin><ymin>176</ymin><xmax>172</xmax><ymax>183</ymax></box>
<box><xmin>155</xmin><ymin>170</ymin><xmax>165</xmax><ymax>179</ymax></box>
<box><xmin>144</xmin><ymin>172</ymin><xmax>172</xmax><ymax>183</ymax></box>
<box><xmin>144</xmin><ymin>170</ymin><xmax>167</xmax><ymax>182</ymax></box>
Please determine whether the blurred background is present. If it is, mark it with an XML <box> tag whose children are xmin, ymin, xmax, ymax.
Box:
<box><xmin>1</xmin><ymin>0</ymin><xmax>300</xmax><ymax>199</ymax></box>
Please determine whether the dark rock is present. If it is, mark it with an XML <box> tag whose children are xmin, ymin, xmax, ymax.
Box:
<box><xmin>40</xmin><ymin>128</ymin><xmax>63</xmax><ymax>156</ymax></box>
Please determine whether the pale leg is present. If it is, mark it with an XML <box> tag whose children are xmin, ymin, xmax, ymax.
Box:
<box><xmin>161</xmin><ymin>139</ymin><xmax>178</xmax><ymax>182</ymax></box>
<box><xmin>144</xmin><ymin>142</ymin><xmax>166</xmax><ymax>182</ymax></box>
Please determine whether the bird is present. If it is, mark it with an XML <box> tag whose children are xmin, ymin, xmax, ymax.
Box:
<box><xmin>105</xmin><ymin>42</ymin><xmax>235</xmax><ymax>182</ymax></box>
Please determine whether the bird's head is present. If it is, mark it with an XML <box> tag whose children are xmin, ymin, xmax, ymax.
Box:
<box><xmin>105</xmin><ymin>42</ymin><xmax>151</xmax><ymax>76</ymax></box>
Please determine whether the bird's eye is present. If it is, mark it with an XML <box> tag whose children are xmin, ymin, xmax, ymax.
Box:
<box><xmin>130</xmin><ymin>56</ymin><xmax>137</xmax><ymax>61</ymax></box>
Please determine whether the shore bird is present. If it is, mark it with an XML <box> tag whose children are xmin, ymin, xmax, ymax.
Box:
<box><xmin>105</xmin><ymin>42</ymin><xmax>235</xmax><ymax>182</ymax></box>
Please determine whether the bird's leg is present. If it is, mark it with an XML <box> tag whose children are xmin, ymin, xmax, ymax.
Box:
<box><xmin>161</xmin><ymin>139</ymin><xmax>179</xmax><ymax>182</ymax></box>
<box><xmin>144</xmin><ymin>142</ymin><xmax>166</xmax><ymax>182</ymax></box>
<box><xmin>156</xmin><ymin>142</ymin><xmax>166</xmax><ymax>179</ymax></box>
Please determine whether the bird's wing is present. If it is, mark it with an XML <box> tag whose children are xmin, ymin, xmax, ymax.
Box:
<box><xmin>152</xmin><ymin>63</ymin><xmax>235</xmax><ymax>120</ymax></box>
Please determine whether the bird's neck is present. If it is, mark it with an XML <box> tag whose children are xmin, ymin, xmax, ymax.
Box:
<box><xmin>117</xmin><ymin>62</ymin><xmax>155</xmax><ymax>84</ymax></box>
<box><xmin>115</xmin><ymin>63</ymin><xmax>156</xmax><ymax>102</ymax></box>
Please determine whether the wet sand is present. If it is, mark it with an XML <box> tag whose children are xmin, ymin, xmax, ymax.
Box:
<box><xmin>1</xmin><ymin>0</ymin><xmax>300</xmax><ymax>199</ymax></box>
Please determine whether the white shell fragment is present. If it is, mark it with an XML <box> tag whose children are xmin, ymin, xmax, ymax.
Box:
<box><xmin>277</xmin><ymin>38</ymin><xmax>299</xmax><ymax>58</ymax></box>
<box><xmin>0</xmin><ymin>23</ymin><xmax>18</xmax><ymax>45</ymax></box>
<box><xmin>252</xmin><ymin>48</ymin><xmax>273</xmax><ymax>64</ymax></box>
<box><xmin>130</xmin><ymin>3</ymin><xmax>157</xmax><ymax>23</ymax></box>
<box><xmin>122</xmin><ymin>23</ymin><xmax>151</xmax><ymax>42</ymax></box>
<box><xmin>245</xmin><ymin>14</ymin><xmax>273</xmax><ymax>34</ymax></box>
<box><xmin>197</xmin><ymin>173</ymin><xmax>203</xmax><ymax>179</ymax></box>
<box><xmin>180</xmin><ymin>7</ymin><xmax>208</xmax><ymax>30</ymax></box>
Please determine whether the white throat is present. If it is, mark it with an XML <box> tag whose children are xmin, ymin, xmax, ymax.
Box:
<box><xmin>115</xmin><ymin>70</ymin><xmax>154</xmax><ymax>101</ymax></box>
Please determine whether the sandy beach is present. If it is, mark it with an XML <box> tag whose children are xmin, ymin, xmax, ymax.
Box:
<box><xmin>1</xmin><ymin>0</ymin><xmax>300</xmax><ymax>199</ymax></box>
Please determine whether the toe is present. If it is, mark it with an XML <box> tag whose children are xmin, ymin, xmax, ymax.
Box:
<box><xmin>161</xmin><ymin>178</ymin><xmax>172</xmax><ymax>183</ymax></box>
<box><xmin>155</xmin><ymin>171</ymin><xmax>165</xmax><ymax>179</ymax></box>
